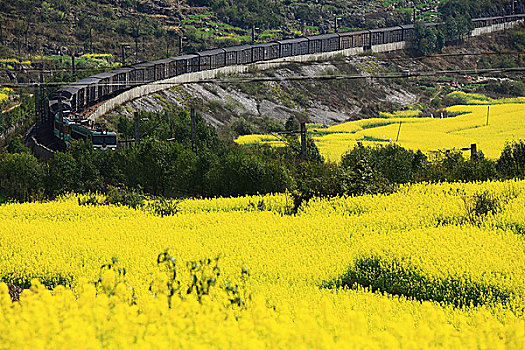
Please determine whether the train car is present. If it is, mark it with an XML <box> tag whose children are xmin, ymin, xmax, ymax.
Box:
<box><xmin>197</xmin><ymin>49</ymin><xmax>226</xmax><ymax>70</ymax></box>
<box><xmin>339</xmin><ymin>30</ymin><xmax>370</xmax><ymax>50</ymax></box>
<box><xmin>75</xmin><ymin>77</ymin><xmax>102</xmax><ymax>107</ymax></box>
<box><xmin>91</xmin><ymin>71</ymin><xmax>116</xmax><ymax>101</ymax></box>
<box><xmin>370</xmin><ymin>28</ymin><xmax>387</xmax><ymax>46</ymax></box>
<box><xmin>153</xmin><ymin>59</ymin><xmax>172</xmax><ymax>81</ymax></box>
<box><xmin>224</xmin><ymin>45</ymin><xmax>254</xmax><ymax>65</ymax></box>
<box><xmin>54</xmin><ymin>114</ymin><xmax>117</xmax><ymax>149</ymax></box>
<box><xmin>252</xmin><ymin>42</ymin><xmax>280</xmax><ymax>61</ymax></box>
<box><xmin>227</xmin><ymin>45</ymin><xmax>254</xmax><ymax>65</ymax></box>
<box><xmin>167</xmin><ymin>58</ymin><xmax>178</xmax><ymax>78</ymax></box>
<box><xmin>71</xmin><ymin>123</ymin><xmax>117</xmax><ymax>150</ymax></box>
<box><xmin>128</xmin><ymin>64</ymin><xmax>143</xmax><ymax>86</ymax></box>
<box><xmin>53</xmin><ymin>114</ymin><xmax>73</xmax><ymax>145</ymax></box>
<box><xmin>224</xmin><ymin>46</ymin><xmax>240</xmax><ymax>65</ymax></box>
<box><xmin>133</xmin><ymin>62</ymin><xmax>156</xmax><ymax>83</ymax></box>
<box><xmin>114</xmin><ymin>67</ymin><xmax>133</xmax><ymax>90</ymax></box>
<box><xmin>472</xmin><ymin>17</ymin><xmax>490</xmax><ymax>29</ymax></box>
<box><xmin>306</xmin><ymin>33</ymin><xmax>340</xmax><ymax>53</ymax></box>
<box><xmin>399</xmin><ymin>24</ymin><xmax>415</xmax><ymax>41</ymax></box>
<box><xmin>276</xmin><ymin>38</ymin><xmax>309</xmax><ymax>57</ymax></box>
<box><xmin>49</xmin><ymin>86</ymin><xmax>81</xmax><ymax>114</ymax></box>
<box><xmin>173</xmin><ymin>54</ymin><xmax>199</xmax><ymax>75</ymax></box>
<box><xmin>189</xmin><ymin>55</ymin><xmax>201</xmax><ymax>73</ymax></box>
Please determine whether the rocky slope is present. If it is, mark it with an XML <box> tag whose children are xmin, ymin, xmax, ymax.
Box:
<box><xmin>104</xmin><ymin>28</ymin><xmax>525</xmax><ymax>136</ymax></box>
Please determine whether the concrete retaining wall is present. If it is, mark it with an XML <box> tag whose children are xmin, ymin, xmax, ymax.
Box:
<box><xmin>371</xmin><ymin>41</ymin><xmax>407</xmax><ymax>53</ymax></box>
<box><xmin>88</xmin><ymin>19</ymin><xmax>522</xmax><ymax>120</ymax></box>
<box><xmin>87</xmin><ymin>46</ymin><xmax>368</xmax><ymax>120</ymax></box>
<box><xmin>472</xmin><ymin>20</ymin><xmax>524</xmax><ymax>36</ymax></box>
<box><xmin>26</xmin><ymin>135</ymin><xmax>54</xmax><ymax>160</ymax></box>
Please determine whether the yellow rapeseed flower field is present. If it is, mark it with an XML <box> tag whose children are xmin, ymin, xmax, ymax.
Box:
<box><xmin>1</xmin><ymin>181</ymin><xmax>525</xmax><ymax>348</ymax></box>
<box><xmin>236</xmin><ymin>97</ymin><xmax>525</xmax><ymax>162</ymax></box>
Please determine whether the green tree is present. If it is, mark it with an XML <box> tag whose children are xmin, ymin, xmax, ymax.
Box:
<box><xmin>46</xmin><ymin>152</ymin><xmax>78</xmax><ymax>197</ymax></box>
<box><xmin>0</xmin><ymin>152</ymin><xmax>45</xmax><ymax>201</ymax></box>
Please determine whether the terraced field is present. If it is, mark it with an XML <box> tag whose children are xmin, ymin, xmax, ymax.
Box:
<box><xmin>1</xmin><ymin>181</ymin><xmax>525</xmax><ymax>348</ymax></box>
<box><xmin>237</xmin><ymin>94</ymin><xmax>525</xmax><ymax>161</ymax></box>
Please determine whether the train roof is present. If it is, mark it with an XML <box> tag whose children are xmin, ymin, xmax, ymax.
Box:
<box><xmin>172</xmin><ymin>54</ymin><xmax>199</xmax><ymax>61</ymax></box>
<box><xmin>152</xmin><ymin>58</ymin><xmax>174</xmax><ymax>65</ymax></box>
<box><xmin>223</xmin><ymin>45</ymin><xmax>252</xmax><ymax>52</ymax></box>
<box><xmin>306</xmin><ymin>33</ymin><xmax>339</xmax><ymax>40</ymax></box>
<box><xmin>114</xmin><ymin>67</ymin><xmax>134</xmax><ymax>72</ymax></box>
<box><xmin>337</xmin><ymin>30</ymin><xmax>370</xmax><ymax>37</ymax></box>
<box><xmin>473</xmin><ymin>16</ymin><xmax>504</xmax><ymax>21</ymax></box>
<box><xmin>58</xmin><ymin>85</ymin><xmax>84</xmax><ymax>94</ymax></box>
<box><xmin>275</xmin><ymin>37</ymin><xmax>308</xmax><ymax>44</ymax></box>
<box><xmin>252</xmin><ymin>42</ymin><xmax>279</xmax><ymax>47</ymax></box>
<box><xmin>70</xmin><ymin>77</ymin><xmax>101</xmax><ymax>87</ymax></box>
<box><xmin>197</xmin><ymin>48</ymin><xmax>226</xmax><ymax>56</ymax></box>
<box><xmin>369</xmin><ymin>26</ymin><xmax>403</xmax><ymax>33</ymax></box>
<box><xmin>92</xmin><ymin>71</ymin><xmax>117</xmax><ymax>79</ymax></box>
<box><xmin>398</xmin><ymin>24</ymin><xmax>415</xmax><ymax>29</ymax></box>
<box><xmin>133</xmin><ymin>61</ymin><xmax>156</xmax><ymax>68</ymax></box>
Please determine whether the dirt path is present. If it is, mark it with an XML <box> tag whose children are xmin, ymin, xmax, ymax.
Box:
<box><xmin>1</xmin><ymin>102</ymin><xmax>21</xmax><ymax>114</ymax></box>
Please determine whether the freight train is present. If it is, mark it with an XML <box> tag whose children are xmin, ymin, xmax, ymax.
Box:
<box><xmin>49</xmin><ymin>14</ymin><xmax>525</xmax><ymax>148</ymax></box>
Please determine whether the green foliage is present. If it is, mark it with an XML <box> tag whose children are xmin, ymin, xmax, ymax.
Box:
<box><xmin>465</xmin><ymin>190</ymin><xmax>501</xmax><ymax>220</ymax></box>
<box><xmin>485</xmin><ymin>81</ymin><xmax>525</xmax><ymax>97</ymax></box>
<box><xmin>187</xmin><ymin>0</ymin><xmax>282</xmax><ymax>28</ymax></box>
<box><xmin>412</xmin><ymin>21</ymin><xmax>445</xmax><ymax>56</ymax></box>
<box><xmin>341</xmin><ymin>143</ymin><xmax>427</xmax><ymax>185</ymax></box>
<box><xmin>105</xmin><ymin>185</ymin><xmax>145</xmax><ymax>209</ymax></box>
<box><xmin>230</xmin><ymin>117</ymin><xmax>256</xmax><ymax>136</ymax></box>
<box><xmin>0</xmin><ymin>152</ymin><xmax>45</xmax><ymax>202</ymax></box>
<box><xmin>205</xmin><ymin>145</ymin><xmax>289</xmax><ymax>196</ymax></box>
<box><xmin>422</xmin><ymin>151</ymin><xmax>498</xmax><ymax>182</ymax></box>
<box><xmin>497</xmin><ymin>140</ymin><xmax>525</xmax><ymax>178</ymax></box>
<box><xmin>6</xmin><ymin>138</ymin><xmax>30</xmax><ymax>154</ymax></box>
<box><xmin>155</xmin><ymin>250</ymin><xmax>250</xmax><ymax>308</ymax></box>
<box><xmin>333</xmin><ymin>255</ymin><xmax>512</xmax><ymax>308</ymax></box>
<box><xmin>144</xmin><ymin>198</ymin><xmax>179</xmax><ymax>217</ymax></box>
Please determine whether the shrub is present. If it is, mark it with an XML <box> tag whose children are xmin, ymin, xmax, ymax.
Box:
<box><xmin>0</xmin><ymin>152</ymin><xmax>45</xmax><ymax>202</ymax></box>
<box><xmin>497</xmin><ymin>140</ymin><xmax>525</xmax><ymax>178</ymax></box>
<box><xmin>332</xmin><ymin>255</ymin><xmax>512</xmax><ymax>308</ymax></box>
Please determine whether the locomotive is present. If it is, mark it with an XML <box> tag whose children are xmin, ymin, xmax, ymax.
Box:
<box><xmin>49</xmin><ymin>14</ymin><xmax>525</xmax><ymax>148</ymax></box>
<box><xmin>53</xmin><ymin>114</ymin><xmax>117</xmax><ymax>150</ymax></box>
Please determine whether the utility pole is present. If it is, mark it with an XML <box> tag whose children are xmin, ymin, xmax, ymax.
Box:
<box><xmin>166</xmin><ymin>38</ymin><xmax>169</xmax><ymax>59</ymax></box>
<box><xmin>121</xmin><ymin>44</ymin><xmax>126</xmax><ymax>65</ymax></box>
<box><xmin>134</xmin><ymin>111</ymin><xmax>140</xmax><ymax>145</ymax></box>
<box><xmin>89</xmin><ymin>27</ymin><xmax>93</xmax><ymax>53</ymax></box>
<box><xmin>34</xmin><ymin>81</ymin><xmax>39</xmax><ymax>127</ymax></box>
<box><xmin>471</xmin><ymin>143</ymin><xmax>477</xmax><ymax>160</ymax></box>
<box><xmin>178</xmin><ymin>34</ymin><xmax>183</xmax><ymax>54</ymax></box>
<box><xmin>39</xmin><ymin>67</ymin><xmax>45</xmax><ymax>126</ymax></box>
<box><xmin>486</xmin><ymin>105</ymin><xmax>490</xmax><ymax>126</ymax></box>
<box><xmin>334</xmin><ymin>16</ymin><xmax>342</xmax><ymax>33</ymax></box>
<box><xmin>396</xmin><ymin>121</ymin><xmax>402</xmax><ymax>142</ymax></box>
<box><xmin>252</xmin><ymin>25</ymin><xmax>256</xmax><ymax>43</ymax></box>
<box><xmin>71</xmin><ymin>52</ymin><xmax>76</xmax><ymax>77</ymax></box>
<box><xmin>300</xmin><ymin>122</ymin><xmax>307</xmax><ymax>160</ymax></box>
<box><xmin>58</xmin><ymin>95</ymin><xmax>64</xmax><ymax>142</ymax></box>
<box><xmin>191</xmin><ymin>107</ymin><xmax>197</xmax><ymax>153</ymax></box>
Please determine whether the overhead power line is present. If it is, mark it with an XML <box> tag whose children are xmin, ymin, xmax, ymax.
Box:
<box><xmin>1</xmin><ymin>66</ymin><xmax>524</xmax><ymax>89</ymax></box>
<box><xmin>0</xmin><ymin>50</ymin><xmax>524</xmax><ymax>73</ymax></box>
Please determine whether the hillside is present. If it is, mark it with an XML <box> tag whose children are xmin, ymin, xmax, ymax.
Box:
<box><xmin>0</xmin><ymin>0</ymin><xmax>521</xmax><ymax>62</ymax></box>
<box><xmin>103</xmin><ymin>25</ymin><xmax>525</xmax><ymax>141</ymax></box>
